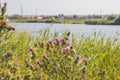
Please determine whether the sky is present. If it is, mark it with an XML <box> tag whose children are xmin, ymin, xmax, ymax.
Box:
<box><xmin>1</xmin><ymin>0</ymin><xmax>120</xmax><ymax>15</ymax></box>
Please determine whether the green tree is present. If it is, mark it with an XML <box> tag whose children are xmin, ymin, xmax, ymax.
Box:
<box><xmin>114</xmin><ymin>16</ymin><xmax>120</xmax><ymax>25</ymax></box>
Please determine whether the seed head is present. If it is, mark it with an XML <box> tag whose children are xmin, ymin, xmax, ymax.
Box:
<box><xmin>6</xmin><ymin>50</ymin><xmax>13</xmax><ymax>57</ymax></box>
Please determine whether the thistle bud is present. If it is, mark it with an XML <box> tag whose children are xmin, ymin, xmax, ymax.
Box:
<box><xmin>48</xmin><ymin>40</ymin><xmax>52</xmax><ymax>44</ymax></box>
<box><xmin>36</xmin><ymin>60</ymin><xmax>40</xmax><ymax>64</ymax></box>
<box><xmin>83</xmin><ymin>58</ymin><xmax>88</xmax><ymax>63</ymax></box>
<box><xmin>61</xmin><ymin>48</ymin><xmax>67</xmax><ymax>53</ymax></box>
<box><xmin>82</xmin><ymin>65</ymin><xmax>87</xmax><ymax>69</ymax></box>
<box><xmin>12</xmin><ymin>27</ymin><xmax>15</xmax><ymax>31</ymax></box>
<box><xmin>53</xmin><ymin>66</ymin><xmax>58</xmax><ymax>71</ymax></box>
<box><xmin>4</xmin><ymin>2</ymin><xmax>7</xmax><ymax>7</ymax></box>
<box><xmin>42</xmin><ymin>53</ymin><xmax>47</xmax><ymax>59</ymax></box>
<box><xmin>76</xmin><ymin>55</ymin><xmax>81</xmax><ymax>61</ymax></box>
<box><xmin>29</xmin><ymin>47</ymin><xmax>33</xmax><ymax>51</ymax></box>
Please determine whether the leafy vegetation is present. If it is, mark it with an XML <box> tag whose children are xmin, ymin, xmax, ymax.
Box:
<box><xmin>0</xmin><ymin>2</ymin><xmax>120</xmax><ymax>80</ymax></box>
<box><xmin>114</xmin><ymin>16</ymin><xmax>120</xmax><ymax>25</ymax></box>
<box><xmin>0</xmin><ymin>29</ymin><xmax>120</xmax><ymax>80</ymax></box>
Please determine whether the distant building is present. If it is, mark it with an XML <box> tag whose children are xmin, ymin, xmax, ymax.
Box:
<box><xmin>21</xmin><ymin>15</ymin><xmax>44</xmax><ymax>19</ymax></box>
<box><xmin>36</xmin><ymin>16</ymin><xmax>43</xmax><ymax>19</ymax></box>
<box><xmin>57</xmin><ymin>14</ymin><xmax>64</xmax><ymax>19</ymax></box>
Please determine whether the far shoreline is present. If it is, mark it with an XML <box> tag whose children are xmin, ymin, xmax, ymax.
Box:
<box><xmin>11</xmin><ymin>18</ymin><xmax>119</xmax><ymax>25</ymax></box>
<box><xmin>11</xmin><ymin>22</ymin><xmax>120</xmax><ymax>26</ymax></box>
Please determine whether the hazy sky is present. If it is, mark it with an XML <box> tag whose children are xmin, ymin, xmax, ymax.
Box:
<box><xmin>1</xmin><ymin>0</ymin><xmax>120</xmax><ymax>15</ymax></box>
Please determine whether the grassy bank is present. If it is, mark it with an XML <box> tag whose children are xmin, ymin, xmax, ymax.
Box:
<box><xmin>11</xmin><ymin>18</ymin><xmax>85</xmax><ymax>24</ymax></box>
<box><xmin>0</xmin><ymin>30</ymin><xmax>120</xmax><ymax>80</ymax></box>
<box><xmin>11</xmin><ymin>18</ymin><xmax>115</xmax><ymax>25</ymax></box>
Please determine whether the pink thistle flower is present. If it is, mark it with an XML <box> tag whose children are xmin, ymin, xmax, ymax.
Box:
<box><xmin>59</xmin><ymin>38</ymin><xmax>63</xmax><ymax>44</ymax></box>
<box><xmin>55</xmin><ymin>37</ymin><xmax>64</xmax><ymax>44</ymax></box>
<box><xmin>76</xmin><ymin>55</ymin><xmax>81</xmax><ymax>61</ymax></box>
<box><xmin>55</xmin><ymin>37</ymin><xmax>60</xmax><ymax>41</ymax></box>
<box><xmin>83</xmin><ymin>58</ymin><xmax>88</xmax><ymax>62</ymax></box>
<box><xmin>42</xmin><ymin>53</ymin><xmax>47</xmax><ymax>58</ymax></box>
<box><xmin>61</xmin><ymin>48</ymin><xmax>67</xmax><ymax>53</ymax></box>
<box><xmin>29</xmin><ymin>47</ymin><xmax>33</xmax><ymax>51</ymax></box>
<box><xmin>82</xmin><ymin>65</ymin><xmax>87</xmax><ymax>69</ymax></box>
<box><xmin>6</xmin><ymin>18</ymin><xmax>10</xmax><ymax>23</ymax></box>
<box><xmin>48</xmin><ymin>40</ymin><xmax>52</xmax><ymax>44</ymax></box>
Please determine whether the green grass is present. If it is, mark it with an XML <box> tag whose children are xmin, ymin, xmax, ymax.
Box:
<box><xmin>0</xmin><ymin>30</ymin><xmax>120</xmax><ymax>80</ymax></box>
<box><xmin>11</xmin><ymin>18</ymin><xmax>85</xmax><ymax>24</ymax></box>
<box><xmin>11</xmin><ymin>18</ymin><xmax>115</xmax><ymax>25</ymax></box>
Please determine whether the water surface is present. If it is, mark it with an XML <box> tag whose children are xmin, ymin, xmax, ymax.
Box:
<box><xmin>11</xmin><ymin>23</ymin><xmax>120</xmax><ymax>39</ymax></box>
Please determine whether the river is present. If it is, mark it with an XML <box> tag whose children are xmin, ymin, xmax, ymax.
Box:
<box><xmin>11</xmin><ymin>23</ymin><xmax>120</xmax><ymax>38</ymax></box>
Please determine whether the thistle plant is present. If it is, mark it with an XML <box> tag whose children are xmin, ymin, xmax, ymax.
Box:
<box><xmin>28</xmin><ymin>35</ymin><xmax>88</xmax><ymax>80</ymax></box>
<box><xmin>0</xmin><ymin>2</ymin><xmax>15</xmax><ymax>37</ymax></box>
<box><xmin>0</xmin><ymin>29</ymin><xmax>119</xmax><ymax>80</ymax></box>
